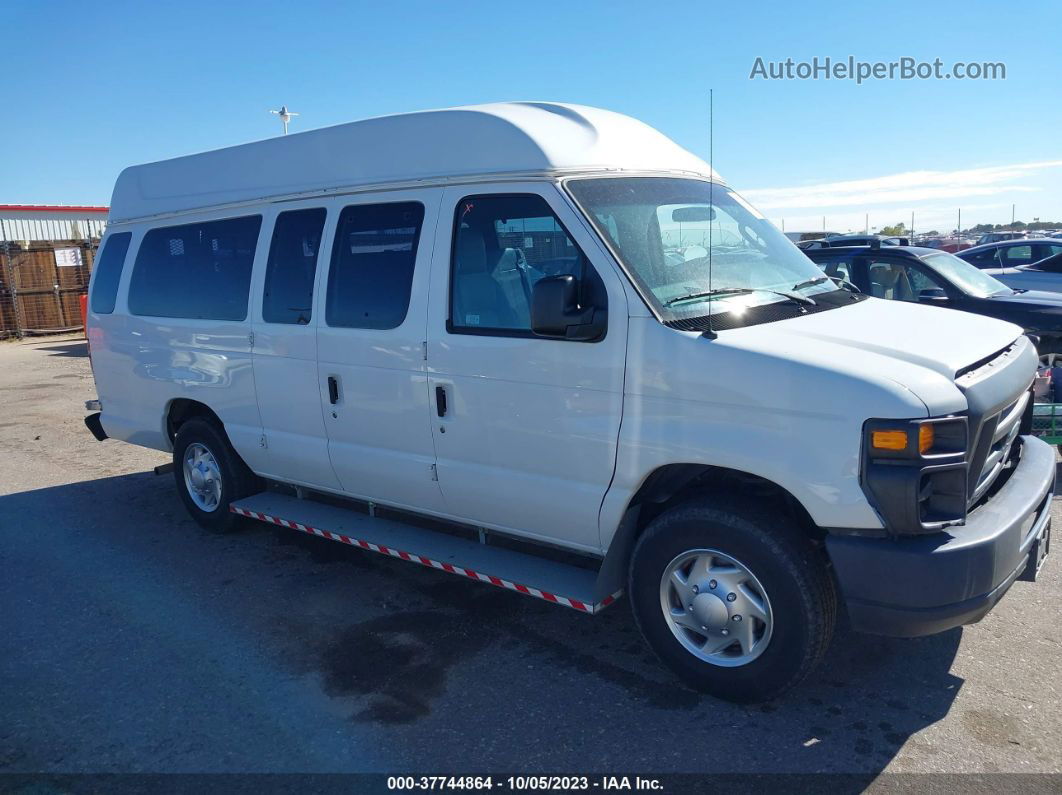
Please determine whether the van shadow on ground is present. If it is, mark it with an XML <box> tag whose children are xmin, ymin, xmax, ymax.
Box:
<box><xmin>33</xmin><ymin>340</ymin><xmax>87</xmax><ymax>358</ymax></box>
<box><xmin>1</xmin><ymin>472</ymin><xmax>964</xmax><ymax>774</ymax></box>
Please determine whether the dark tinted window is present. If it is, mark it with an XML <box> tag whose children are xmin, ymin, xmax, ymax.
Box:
<box><xmin>326</xmin><ymin>202</ymin><xmax>424</xmax><ymax>329</ymax></box>
<box><xmin>263</xmin><ymin>208</ymin><xmax>325</xmax><ymax>324</ymax></box>
<box><xmin>129</xmin><ymin>216</ymin><xmax>262</xmax><ymax>320</ymax></box>
<box><xmin>964</xmin><ymin>248</ymin><xmax>1000</xmax><ymax>267</ymax></box>
<box><xmin>89</xmin><ymin>232</ymin><xmax>132</xmax><ymax>314</ymax></box>
<box><xmin>1038</xmin><ymin>253</ymin><xmax>1062</xmax><ymax>273</ymax></box>
<box><xmin>450</xmin><ymin>194</ymin><xmax>594</xmax><ymax>333</ymax></box>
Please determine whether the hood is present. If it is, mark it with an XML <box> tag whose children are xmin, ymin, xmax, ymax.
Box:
<box><xmin>715</xmin><ymin>295</ymin><xmax>1026</xmax><ymax>417</ymax></box>
<box><xmin>743</xmin><ymin>296</ymin><xmax>1023</xmax><ymax>378</ymax></box>
<box><xmin>987</xmin><ymin>289</ymin><xmax>1062</xmax><ymax>307</ymax></box>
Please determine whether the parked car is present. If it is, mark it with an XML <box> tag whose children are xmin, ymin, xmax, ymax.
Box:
<box><xmin>914</xmin><ymin>237</ymin><xmax>971</xmax><ymax>253</ymax></box>
<box><xmin>784</xmin><ymin>231</ymin><xmax>840</xmax><ymax>243</ymax></box>
<box><xmin>805</xmin><ymin>244</ymin><xmax>1062</xmax><ymax>363</ymax></box>
<box><xmin>977</xmin><ymin>231</ymin><xmax>1028</xmax><ymax>245</ymax></box>
<box><xmin>972</xmin><ymin>251</ymin><xmax>1062</xmax><ymax>295</ymax></box>
<box><xmin>960</xmin><ymin>239</ymin><xmax>1062</xmax><ymax>297</ymax></box>
<box><xmin>960</xmin><ymin>238</ymin><xmax>1062</xmax><ymax>270</ymax></box>
<box><xmin>84</xmin><ymin>102</ymin><xmax>1053</xmax><ymax>703</ymax></box>
<box><xmin>797</xmin><ymin>234</ymin><xmax>906</xmax><ymax>250</ymax></box>
<box><xmin>827</xmin><ymin>234</ymin><xmax>909</xmax><ymax>246</ymax></box>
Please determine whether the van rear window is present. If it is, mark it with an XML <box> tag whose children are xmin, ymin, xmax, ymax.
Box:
<box><xmin>326</xmin><ymin>202</ymin><xmax>424</xmax><ymax>330</ymax></box>
<box><xmin>89</xmin><ymin>232</ymin><xmax>132</xmax><ymax>314</ymax></box>
<box><xmin>128</xmin><ymin>215</ymin><xmax>262</xmax><ymax>321</ymax></box>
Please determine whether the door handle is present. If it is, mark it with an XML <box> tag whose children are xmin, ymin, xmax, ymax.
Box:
<box><xmin>435</xmin><ymin>385</ymin><xmax>447</xmax><ymax>417</ymax></box>
<box><xmin>328</xmin><ymin>376</ymin><xmax>339</xmax><ymax>405</ymax></box>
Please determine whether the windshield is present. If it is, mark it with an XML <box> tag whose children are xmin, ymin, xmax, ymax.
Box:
<box><xmin>566</xmin><ymin>177</ymin><xmax>837</xmax><ymax>320</ymax></box>
<box><xmin>920</xmin><ymin>251</ymin><xmax>1012</xmax><ymax>298</ymax></box>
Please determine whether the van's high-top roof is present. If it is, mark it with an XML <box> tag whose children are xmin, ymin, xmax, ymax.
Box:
<box><xmin>108</xmin><ymin>102</ymin><xmax>720</xmax><ymax>223</ymax></box>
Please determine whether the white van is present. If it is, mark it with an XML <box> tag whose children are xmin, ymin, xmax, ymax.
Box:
<box><xmin>85</xmin><ymin>102</ymin><xmax>1053</xmax><ymax>702</ymax></box>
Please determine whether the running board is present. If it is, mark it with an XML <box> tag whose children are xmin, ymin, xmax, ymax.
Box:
<box><xmin>230</xmin><ymin>493</ymin><xmax>622</xmax><ymax>614</ymax></box>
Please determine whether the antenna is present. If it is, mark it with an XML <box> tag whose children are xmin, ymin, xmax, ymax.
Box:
<box><xmin>706</xmin><ymin>89</ymin><xmax>717</xmax><ymax>340</ymax></box>
<box><xmin>269</xmin><ymin>105</ymin><xmax>300</xmax><ymax>135</ymax></box>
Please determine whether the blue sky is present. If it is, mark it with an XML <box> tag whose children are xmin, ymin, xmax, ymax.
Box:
<box><xmin>6</xmin><ymin>0</ymin><xmax>1060</xmax><ymax>233</ymax></box>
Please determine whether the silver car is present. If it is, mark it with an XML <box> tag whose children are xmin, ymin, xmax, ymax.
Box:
<box><xmin>959</xmin><ymin>239</ymin><xmax>1062</xmax><ymax>293</ymax></box>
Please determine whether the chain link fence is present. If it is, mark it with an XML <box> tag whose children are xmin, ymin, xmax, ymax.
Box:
<box><xmin>0</xmin><ymin>240</ymin><xmax>97</xmax><ymax>339</ymax></box>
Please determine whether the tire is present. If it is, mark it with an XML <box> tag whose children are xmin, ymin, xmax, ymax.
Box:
<box><xmin>629</xmin><ymin>496</ymin><xmax>836</xmax><ymax>703</ymax></box>
<box><xmin>172</xmin><ymin>417</ymin><xmax>260</xmax><ymax>532</ymax></box>
<box><xmin>1038</xmin><ymin>346</ymin><xmax>1062</xmax><ymax>370</ymax></box>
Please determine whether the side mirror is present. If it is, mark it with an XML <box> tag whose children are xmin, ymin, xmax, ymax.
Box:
<box><xmin>530</xmin><ymin>275</ymin><xmax>606</xmax><ymax>341</ymax></box>
<box><xmin>919</xmin><ymin>288</ymin><xmax>947</xmax><ymax>301</ymax></box>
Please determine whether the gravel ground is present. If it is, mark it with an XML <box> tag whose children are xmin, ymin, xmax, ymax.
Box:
<box><xmin>1</xmin><ymin>334</ymin><xmax>1060</xmax><ymax>776</ymax></box>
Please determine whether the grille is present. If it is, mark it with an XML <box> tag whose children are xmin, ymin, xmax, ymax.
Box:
<box><xmin>968</xmin><ymin>390</ymin><xmax>1027</xmax><ymax>506</ymax></box>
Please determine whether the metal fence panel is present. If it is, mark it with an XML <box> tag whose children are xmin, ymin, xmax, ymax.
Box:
<box><xmin>0</xmin><ymin>241</ymin><xmax>97</xmax><ymax>338</ymax></box>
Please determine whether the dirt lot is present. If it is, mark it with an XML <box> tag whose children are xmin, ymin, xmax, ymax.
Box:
<box><xmin>1</xmin><ymin>335</ymin><xmax>1061</xmax><ymax>775</ymax></box>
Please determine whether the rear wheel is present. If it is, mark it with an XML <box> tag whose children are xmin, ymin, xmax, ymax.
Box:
<box><xmin>629</xmin><ymin>496</ymin><xmax>836</xmax><ymax>703</ymax></box>
<box><xmin>173</xmin><ymin>418</ymin><xmax>260</xmax><ymax>532</ymax></box>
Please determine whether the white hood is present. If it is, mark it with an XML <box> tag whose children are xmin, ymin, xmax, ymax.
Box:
<box><xmin>714</xmin><ymin>297</ymin><xmax>1026</xmax><ymax>416</ymax></box>
<box><xmin>760</xmin><ymin>297</ymin><xmax>1023</xmax><ymax>378</ymax></box>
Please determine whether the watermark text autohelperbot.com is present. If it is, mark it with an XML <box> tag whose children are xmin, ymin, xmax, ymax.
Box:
<box><xmin>750</xmin><ymin>56</ymin><xmax>1005</xmax><ymax>84</ymax></box>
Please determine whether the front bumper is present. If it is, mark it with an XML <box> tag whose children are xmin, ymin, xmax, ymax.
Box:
<box><xmin>827</xmin><ymin>434</ymin><xmax>1054</xmax><ymax>637</ymax></box>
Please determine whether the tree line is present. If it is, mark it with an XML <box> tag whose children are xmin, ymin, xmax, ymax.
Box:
<box><xmin>874</xmin><ymin>220</ymin><xmax>1061</xmax><ymax>237</ymax></box>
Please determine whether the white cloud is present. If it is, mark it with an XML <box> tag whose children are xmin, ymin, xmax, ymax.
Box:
<box><xmin>742</xmin><ymin>160</ymin><xmax>1062</xmax><ymax>211</ymax></box>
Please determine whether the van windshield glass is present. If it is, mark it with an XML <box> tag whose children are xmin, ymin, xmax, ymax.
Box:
<box><xmin>567</xmin><ymin>177</ymin><xmax>836</xmax><ymax>320</ymax></box>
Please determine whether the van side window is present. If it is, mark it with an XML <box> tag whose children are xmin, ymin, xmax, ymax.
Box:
<box><xmin>326</xmin><ymin>202</ymin><xmax>424</xmax><ymax>330</ymax></box>
<box><xmin>89</xmin><ymin>232</ymin><xmax>132</xmax><ymax>314</ymax></box>
<box><xmin>128</xmin><ymin>215</ymin><xmax>262</xmax><ymax>321</ymax></box>
<box><xmin>449</xmin><ymin>194</ymin><xmax>599</xmax><ymax>335</ymax></box>
<box><xmin>262</xmin><ymin>208</ymin><xmax>326</xmax><ymax>324</ymax></box>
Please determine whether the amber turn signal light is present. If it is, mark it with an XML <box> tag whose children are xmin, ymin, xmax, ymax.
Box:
<box><xmin>919</xmin><ymin>424</ymin><xmax>935</xmax><ymax>454</ymax></box>
<box><xmin>871</xmin><ymin>430</ymin><xmax>908</xmax><ymax>451</ymax></box>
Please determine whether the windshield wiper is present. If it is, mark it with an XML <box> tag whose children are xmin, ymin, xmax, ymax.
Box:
<box><xmin>664</xmin><ymin>286</ymin><xmax>816</xmax><ymax>308</ymax></box>
<box><xmin>770</xmin><ymin>289</ymin><xmax>816</xmax><ymax>305</ymax></box>
<box><xmin>791</xmin><ymin>275</ymin><xmax>830</xmax><ymax>292</ymax></box>
<box><xmin>796</xmin><ymin>273</ymin><xmax>861</xmax><ymax>295</ymax></box>
<box><xmin>664</xmin><ymin>287</ymin><xmax>752</xmax><ymax>306</ymax></box>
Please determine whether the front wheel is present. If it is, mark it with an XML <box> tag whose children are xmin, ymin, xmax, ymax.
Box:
<box><xmin>173</xmin><ymin>418</ymin><xmax>260</xmax><ymax>532</ymax></box>
<box><xmin>629</xmin><ymin>497</ymin><xmax>836</xmax><ymax>703</ymax></box>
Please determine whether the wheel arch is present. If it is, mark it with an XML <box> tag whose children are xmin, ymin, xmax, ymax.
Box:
<box><xmin>628</xmin><ymin>463</ymin><xmax>820</xmax><ymax>535</ymax></box>
<box><xmin>594</xmin><ymin>463</ymin><xmax>824</xmax><ymax>602</ymax></box>
<box><xmin>165</xmin><ymin>398</ymin><xmax>226</xmax><ymax>446</ymax></box>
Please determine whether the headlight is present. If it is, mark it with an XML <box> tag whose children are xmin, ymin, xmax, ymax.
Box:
<box><xmin>862</xmin><ymin>417</ymin><xmax>968</xmax><ymax>534</ymax></box>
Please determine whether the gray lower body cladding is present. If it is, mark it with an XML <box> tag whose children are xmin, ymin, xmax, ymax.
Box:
<box><xmin>827</xmin><ymin>434</ymin><xmax>1054</xmax><ymax>637</ymax></box>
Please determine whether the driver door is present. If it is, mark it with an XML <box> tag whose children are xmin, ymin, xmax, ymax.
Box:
<box><xmin>424</xmin><ymin>183</ymin><xmax>628</xmax><ymax>553</ymax></box>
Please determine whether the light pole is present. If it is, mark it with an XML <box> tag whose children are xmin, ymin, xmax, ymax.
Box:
<box><xmin>269</xmin><ymin>105</ymin><xmax>300</xmax><ymax>135</ymax></box>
